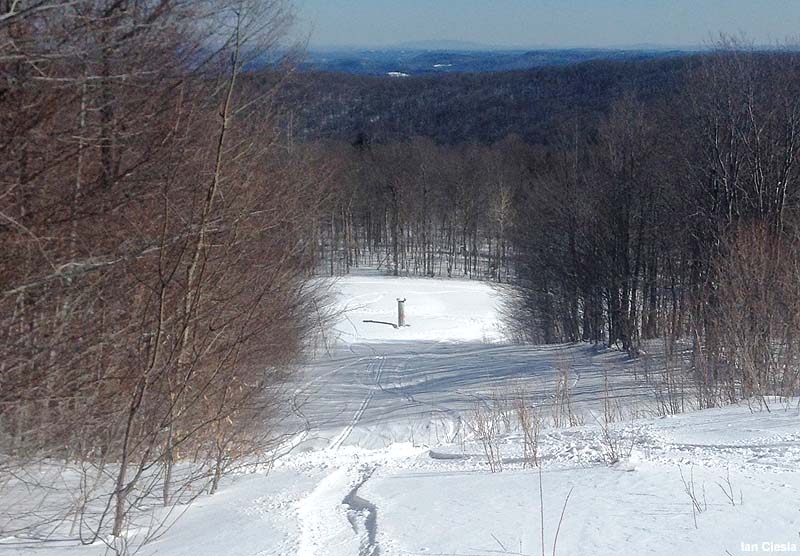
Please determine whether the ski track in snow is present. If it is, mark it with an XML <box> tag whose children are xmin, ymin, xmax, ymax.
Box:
<box><xmin>296</xmin><ymin>351</ymin><xmax>387</xmax><ymax>556</ymax></box>
<box><xmin>290</xmin><ymin>446</ymin><xmax>424</xmax><ymax>556</ymax></box>
<box><xmin>329</xmin><ymin>355</ymin><xmax>386</xmax><ymax>450</ymax></box>
<box><xmin>295</xmin><ymin>466</ymin><xmax>361</xmax><ymax>556</ymax></box>
<box><xmin>343</xmin><ymin>466</ymin><xmax>380</xmax><ymax>556</ymax></box>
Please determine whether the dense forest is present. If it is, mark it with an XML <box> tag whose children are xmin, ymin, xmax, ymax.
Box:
<box><xmin>272</xmin><ymin>55</ymin><xmax>689</xmax><ymax>144</ymax></box>
<box><xmin>277</xmin><ymin>56</ymin><xmax>692</xmax><ymax>281</ymax></box>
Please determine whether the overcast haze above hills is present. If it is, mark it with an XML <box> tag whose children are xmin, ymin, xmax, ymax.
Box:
<box><xmin>297</xmin><ymin>0</ymin><xmax>800</xmax><ymax>51</ymax></box>
<box><xmin>309</xmin><ymin>40</ymin><xmax>705</xmax><ymax>53</ymax></box>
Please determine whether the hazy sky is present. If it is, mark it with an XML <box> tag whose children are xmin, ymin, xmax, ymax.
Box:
<box><xmin>295</xmin><ymin>0</ymin><xmax>800</xmax><ymax>49</ymax></box>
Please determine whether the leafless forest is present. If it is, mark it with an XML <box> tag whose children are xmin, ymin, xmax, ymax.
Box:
<box><xmin>2</xmin><ymin>0</ymin><xmax>800</xmax><ymax>550</ymax></box>
<box><xmin>1</xmin><ymin>0</ymin><xmax>332</xmax><ymax>546</ymax></box>
<box><xmin>312</xmin><ymin>43</ymin><xmax>800</xmax><ymax>408</ymax></box>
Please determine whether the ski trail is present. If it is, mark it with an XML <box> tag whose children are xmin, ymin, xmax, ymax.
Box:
<box><xmin>378</xmin><ymin>347</ymin><xmax>466</xmax><ymax>443</ymax></box>
<box><xmin>297</xmin><ymin>354</ymin><xmax>387</xmax><ymax>555</ymax></box>
<box><xmin>293</xmin><ymin>355</ymin><xmax>371</xmax><ymax>410</ymax></box>
<box><xmin>343</xmin><ymin>466</ymin><xmax>380</xmax><ymax>556</ymax></box>
<box><xmin>295</xmin><ymin>466</ymin><xmax>362</xmax><ymax>556</ymax></box>
<box><xmin>292</xmin><ymin>355</ymin><xmax>372</xmax><ymax>434</ymax></box>
<box><xmin>329</xmin><ymin>355</ymin><xmax>385</xmax><ymax>450</ymax></box>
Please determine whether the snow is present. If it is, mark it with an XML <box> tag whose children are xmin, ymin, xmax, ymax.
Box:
<box><xmin>3</xmin><ymin>273</ymin><xmax>800</xmax><ymax>556</ymax></box>
<box><xmin>364</xmin><ymin>402</ymin><xmax>800</xmax><ymax>556</ymax></box>
<box><xmin>328</xmin><ymin>274</ymin><xmax>506</xmax><ymax>343</ymax></box>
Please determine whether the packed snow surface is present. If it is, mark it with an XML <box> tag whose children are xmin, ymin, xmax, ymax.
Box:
<box><xmin>3</xmin><ymin>274</ymin><xmax>799</xmax><ymax>556</ymax></box>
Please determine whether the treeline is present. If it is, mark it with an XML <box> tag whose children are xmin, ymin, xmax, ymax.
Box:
<box><xmin>1</xmin><ymin>0</ymin><xmax>328</xmax><ymax>545</ymax></box>
<box><xmin>510</xmin><ymin>47</ymin><xmax>800</xmax><ymax>405</ymax></box>
<box><xmin>315</xmin><ymin>137</ymin><xmax>525</xmax><ymax>280</ymax></box>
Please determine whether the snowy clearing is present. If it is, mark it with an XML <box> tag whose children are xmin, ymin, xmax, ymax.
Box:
<box><xmin>3</xmin><ymin>274</ymin><xmax>799</xmax><ymax>556</ymax></box>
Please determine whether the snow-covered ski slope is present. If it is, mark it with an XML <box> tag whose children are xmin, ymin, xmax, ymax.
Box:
<box><xmin>290</xmin><ymin>274</ymin><xmax>651</xmax><ymax>453</ymax></box>
<box><xmin>4</xmin><ymin>274</ymin><xmax>800</xmax><ymax>556</ymax></box>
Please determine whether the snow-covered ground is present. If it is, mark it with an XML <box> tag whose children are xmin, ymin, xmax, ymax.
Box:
<box><xmin>3</xmin><ymin>274</ymin><xmax>799</xmax><ymax>556</ymax></box>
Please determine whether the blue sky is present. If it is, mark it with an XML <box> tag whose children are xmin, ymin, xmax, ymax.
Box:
<box><xmin>295</xmin><ymin>0</ymin><xmax>800</xmax><ymax>49</ymax></box>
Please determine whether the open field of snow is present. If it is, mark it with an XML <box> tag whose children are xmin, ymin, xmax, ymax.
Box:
<box><xmin>289</xmin><ymin>274</ymin><xmax>652</xmax><ymax>453</ymax></box>
<box><xmin>3</xmin><ymin>273</ymin><xmax>799</xmax><ymax>556</ymax></box>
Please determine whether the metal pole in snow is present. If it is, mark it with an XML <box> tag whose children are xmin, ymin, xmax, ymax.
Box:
<box><xmin>397</xmin><ymin>298</ymin><xmax>406</xmax><ymax>328</ymax></box>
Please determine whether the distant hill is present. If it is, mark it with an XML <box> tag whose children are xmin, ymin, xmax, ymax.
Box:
<box><xmin>299</xmin><ymin>47</ymin><xmax>692</xmax><ymax>76</ymax></box>
<box><xmin>391</xmin><ymin>40</ymin><xmax>504</xmax><ymax>51</ymax></box>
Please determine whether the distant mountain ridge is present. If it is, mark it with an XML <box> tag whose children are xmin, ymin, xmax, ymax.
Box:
<box><xmin>300</xmin><ymin>47</ymin><xmax>693</xmax><ymax>76</ymax></box>
<box><xmin>390</xmin><ymin>40</ymin><xmax>509</xmax><ymax>51</ymax></box>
